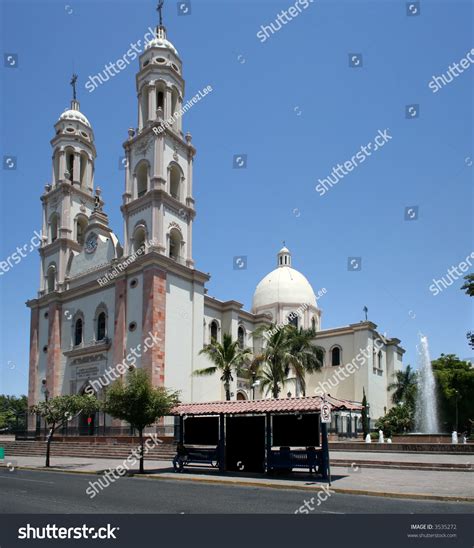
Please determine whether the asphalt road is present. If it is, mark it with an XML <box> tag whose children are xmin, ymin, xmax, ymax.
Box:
<box><xmin>0</xmin><ymin>469</ymin><xmax>473</xmax><ymax>514</ymax></box>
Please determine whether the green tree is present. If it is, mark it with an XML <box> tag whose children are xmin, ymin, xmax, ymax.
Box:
<box><xmin>286</xmin><ymin>326</ymin><xmax>324</xmax><ymax>396</ymax></box>
<box><xmin>461</xmin><ymin>273</ymin><xmax>474</xmax><ymax>297</ymax></box>
<box><xmin>461</xmin><ymin>274</ymin><xmax>474</xmax><ymax>349</ymax></box>
<box><xmin>252</xmin><ymin>326</ymin><xmax>294</xmax><ymax>398</ymax></box>
<box><xmin>375</xmin><ymin>404</ymin><xmax>414</xmax><ymax>437</ymax></box>
<box><xmin>105</xmin><ymin>369</ymin><xmax>179</xmax><ymax>473</ymax></box>
<box><xmin>194</xmin><ymin>333</ymin><xmax>252</xmax><ymax>401</ymax></box>
<box><xmin>431</xmin><ymin>354</ymin><xmax>474</xmax><ymax>433</ymax></box>
<box><xmin>32</xmin><ymin>394</ymin><xmax>100</xmax><ymax>467</ymax></box>
<box><xmin>251</xmin><ymin>324</ymin><xmax>323</xmax><ymax>398</ymax></box>
<box><xmin>361</xmin><ymin>388</ymin><xmax>369</xmax><ymax>438</ymax></box>
<box><xmin>0</xmin><ymin>395</ymin><xmax>28</xmax><ymax>432</ymax></box>
<box><xmin>387</xmin><ymin>365</ymin><xmax>418</xmax><ymax>408</ymax></box>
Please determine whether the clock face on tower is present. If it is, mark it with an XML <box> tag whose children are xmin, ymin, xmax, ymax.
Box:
<box><xmin>85</xmin><ymin>232</ymin><xmax>98</xmax><ymax>254</ymax></box>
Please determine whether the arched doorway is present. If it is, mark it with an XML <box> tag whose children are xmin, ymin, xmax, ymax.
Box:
<box><xmin>79</xmin><ymin>383</ymin><xmax>96</xmax><ymax>435</ymax></box>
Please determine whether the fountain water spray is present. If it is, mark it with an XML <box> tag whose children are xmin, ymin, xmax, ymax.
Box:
<box><xmin>415</xmin><ymin>334</ymin><xmax>440</xmax><ymax>433</ymax></box>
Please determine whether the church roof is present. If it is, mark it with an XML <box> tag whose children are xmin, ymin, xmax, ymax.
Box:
<box><xmin>171</xmin><ymin>395</ymin><xmax>363</xmax><ymax>416</ymax></box>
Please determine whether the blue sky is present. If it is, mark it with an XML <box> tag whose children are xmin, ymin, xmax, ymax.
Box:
<box><xmin>1</xmin><ymin>0</ymin><xmax>472</xmax><ymax>396</ymax></box>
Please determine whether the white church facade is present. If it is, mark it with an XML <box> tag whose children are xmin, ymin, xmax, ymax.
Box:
<box><xmin>26</xmin><ymin>12</ymin><xmax>404</xmax><ymax>434</ymax></box>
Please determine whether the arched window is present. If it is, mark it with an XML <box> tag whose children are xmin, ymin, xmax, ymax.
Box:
<box><xmin>237</xmin><ymin>391</ymin><xmax>247</xmax><ymax>401</ymax></box>
<box><xmin>331</xmin><ymin>346</ymin><xmax>341</xmax><ymax>367</ymax></box>
<box><xmin>169</xmin><ymin>228</ymin><xmax>182</xmax><ymax>260</ymax></box>
<box><xmin>96</xmin><ymin>312</ymin><xmax>106</xmax><ymax>341</ymax></box>
<box><xmin>50</xmin><ymin>213</ymin><xmax>59</xmax><ymax>242</ymax></box>
<box><xmin>287</xmin><ymin>313</ymin><xmax>298</xmax><ymax>328</ymax></box>
<box><xmin>169</xmin><ymin>165</ymin><xmax>181</xmax><ymax>200</ymax></box>
<box><xmin>133</xmin><ymin>226</ymin><xmax>146</xmax><ymax>254</ymax></box>
<box><xmin>311</xmin><ymin>317</ymin><xmax>316</xmax><ymax>331</ymax></box>
<box><xmin>157</xmin><ymin>89</ymin><xmax>164</xmax><ymax>111</ymax></box>
<box><xmin>76</xmin><ymin>215</ymin><xmax>88</xmax><ymax>245</ymax></box>
<box><xmin>378</xmin><ymin>350</ymin><xmax>383</xmax><ymax>369</ymax></box>
<box><xmin>74</xmin><ymin>318</ymin><xmax>83</xmax><ymax>346</ymax></box>
<box><xmin>66</xmin><ymin>149</ymin><xmax>75</xmax><ymax>181</ymax></box>
<box><xmin>136</xmin><ymin>162</ymin><xmax>148</xmax><ymax>198</ymax></box>
<box><xmin>210</xmin><ymin>321</ymin><xmax>218</xmax><ymax>341</ymax></box>
<box><xmin>238</xmin><ymin>326</ymin><xmax>245</xmax><ymax>349</ymax></box>
<box><xmin>46</xmin><ymin>265</ymin><xmax>56</xmax><ymax>293</ymax></box>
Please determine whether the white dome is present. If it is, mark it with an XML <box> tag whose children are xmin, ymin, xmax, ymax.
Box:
<box><xmin>59</xmin><ymin>108</ymin><xmax>91</xmax><ymax>128</ymax></box>
<box><xmin>252</xmin><ymin>265</ymin><xmax>317</xmax><ymax>312</ymax></box>
<box><xmin>145</xmin><ymin>26</ymin><xmax>179</xmax><ymax>56</ymax></box>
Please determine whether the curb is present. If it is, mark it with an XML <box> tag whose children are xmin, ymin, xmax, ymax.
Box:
<box><xmin>5</xmin><ymin>465</ymin><xmax>473</xmax><ymax>503</ymax></box>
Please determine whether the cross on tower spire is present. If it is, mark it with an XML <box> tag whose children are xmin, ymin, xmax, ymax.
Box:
<box><xmin>69</xmin><ymin>73</ymin><xmax>80</xmax><ymax>110</ymax></box>
<box><xmin>70</xmin><ymin>73</ymin><xmax>78</xmax><ymax>101</ymax></box>
<box><xmin>157</xmin><ymin>0</ymin><xmax>164</xmax><ymax>27</ymax></box>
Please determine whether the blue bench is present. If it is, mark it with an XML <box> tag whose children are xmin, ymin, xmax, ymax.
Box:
<box><xmin>173</xmin><ymin>447</ymin><xmax>219</xmax><ymax>472</ymax></box>
<box><xmin>267</xmin><ymin>448</ymin><xmax>322</xmax><ymax>474</ymax></box>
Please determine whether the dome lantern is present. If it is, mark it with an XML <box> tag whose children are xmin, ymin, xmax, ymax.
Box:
<box><xmin>277</xmin><ymin>244</ymin><xmax>292</xmax><ymax>267</ymax></box>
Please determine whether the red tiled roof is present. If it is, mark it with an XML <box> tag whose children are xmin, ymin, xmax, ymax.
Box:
<box><xmin>171</xmin><ymin>395</ymin><xmax>363</xmax><ymax>416</ymax></box>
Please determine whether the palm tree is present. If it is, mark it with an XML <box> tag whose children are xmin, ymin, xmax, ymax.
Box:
<box><xmin>194</xmin><ymin>333</ymin><xmax>252</xmax><ymax>400</ymax></box>
<box><xmin>387</xmin><ymin>365</ymin><xmax>418</xmax><ymax>408</ymax></box>
<box><xmin>286</xmin><ymin>326</ymin><xmax>324</xmax><ymax>396</ymax></box>
<box><xmin>251</xmin><ymin>326</ymin><xmax>293</xmax><ymax>398</ymax></box>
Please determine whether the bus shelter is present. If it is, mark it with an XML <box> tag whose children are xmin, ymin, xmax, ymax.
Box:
<box><xmin>171</xmin><ymin>395</ymin><xmax>363</xmax><ymax>478</ymax></box>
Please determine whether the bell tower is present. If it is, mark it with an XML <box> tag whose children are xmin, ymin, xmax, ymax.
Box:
<box><xmin>39</xmin><ymin>74</ymin><xmax>97</xmax><ymax>294</ymax></box>
<box><xmin>121</xmin><ymin>2</ymin><xmax>196</xmax><ymax>268</ymax></box>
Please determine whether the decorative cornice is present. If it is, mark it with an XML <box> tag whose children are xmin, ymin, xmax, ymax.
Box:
<box><xmin>121</xmin><ymin>188</ymin><xmax>196</xmax><ymax>220</ymax></box>
<box><xmin>64</xmin><ymin>340</ymin><xmax>111</xmax><ymax>358</ymax></box>
<box><xmin>41</xmin><ymin>181</ymin><xmax>96</xmax><ymax>203</ymax></box>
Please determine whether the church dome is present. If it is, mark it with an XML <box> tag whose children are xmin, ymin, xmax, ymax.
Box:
<box><xmin>145</xmin><ymin>26</ymin><xmax>179</xmax><ymax>56</ymax></box>
<box><xmin>252</xmin><ymin>247</ymin><xmax>317</xmax><ymax>312</ymax></box>
<box><xmin>59</xmin><ymin>107</ymin><xmax>91</xmax><ymax>128</ymax></box>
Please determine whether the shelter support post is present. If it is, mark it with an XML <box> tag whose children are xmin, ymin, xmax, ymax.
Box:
<box><xmin>218</xmin><ymin>413</ymin><xmax>225</xmax><ymax>472</ymax></box>
<box><xmin>265</xmin><ymin>413</ymin><xmax>272</xmax><ymax>473</ymax></box>
<box><xmin>178</xmin><ymin>416</ymin><xmax>184</xmax><ymax>444</ymax></box>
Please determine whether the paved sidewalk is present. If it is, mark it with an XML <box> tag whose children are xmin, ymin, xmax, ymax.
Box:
<box><xmin>330</xmin><ymin>451</ymin><xmax>473</xmax><ymax>465</ymax></box>
<box><xmin>1</xmin><ymin>454</ymin><xmax>472</xmax><ymax>502</ymax></box>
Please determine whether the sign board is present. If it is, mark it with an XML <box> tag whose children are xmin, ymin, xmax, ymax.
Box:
<box><xmin>76</xmin><ymin>365</ymin><xmax>99</xmax><ymax>380</ymax></box>
<box><xmin>321</xmin><ymin>402</ymin><xmax>332</xmax><ymax>423</ymax></box>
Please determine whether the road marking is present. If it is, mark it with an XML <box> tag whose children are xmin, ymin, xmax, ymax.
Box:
<box><xmin>322</xmin><ymin>510</ymin><xmax>345</xmax><ymax>514</ymax></box>
<box><xmin>0</xmin><ymin>475</ymin><xmax>54</xmax><ymax>484</ymax></box>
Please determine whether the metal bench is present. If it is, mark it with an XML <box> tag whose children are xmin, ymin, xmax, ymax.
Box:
<box><xmin>267</xmin><ymin>448</ymin><xmax>322</xmax><ymax>474</ymax></box>
<box><xmin>173</xmin><ymin>447</ymin><xmax>219</xmax><ymax>472</ymax></box>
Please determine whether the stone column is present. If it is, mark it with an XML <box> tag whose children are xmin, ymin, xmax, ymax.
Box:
<box><xmin>165</xmin><ymin>87</ymin><xmax>172</xmax><ymax>122</ymax></box>
<box><xmin>113</xmin><ymin>279</ymin><xmax>127</xmax><ymax>367</ymax></box>
<box><xmin>153</xmin><ymin>133</ymin><xmax>164</xmax><ymax>183</ymax></box>
<box><xmin>47</xmin><ymin>302</ymin><xmax>62</xmax><ymax>398</ymax></box>
<box><xmin>111</xmin><ymin>278</ymin><xmax>127</xmax><ymax>428</ymax></box>
<box><xmin>141</xmin><ymin>266</ymin><xmax>166</xmax><ymax>387</ymax></box>
<box><xmin>27</xmin><ymin>306</ymin><xmax>40</xmax><ymax>431</ymax></box>
<box><xmin>73</xmin><ymin>151</ymin><xmax>81</xmax><ymax>185</ymax></box>
<box><xmin>138</xmin><ymin>93</ymin><xmax>143</xmax><ymax>130</ymax></box>
<box><xmin>148</xmin><ymin>84</ymin><xmax>156</xmax><ymax>122</ymax></box>
<box><xmin>86</xmin><ymin>158</ymin><xmax>93</xmax><ymax>192</ymax></box>
<box><xmin>59</xmin><ymin>150</ymin><xmax>66</xmax><ymax>182</ymax></box>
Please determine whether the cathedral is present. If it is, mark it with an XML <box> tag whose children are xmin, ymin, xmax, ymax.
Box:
<box><xmin>26</xmin><ymin>10</ymin><xmax>404</xmax><ymax>434</ymax></box>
